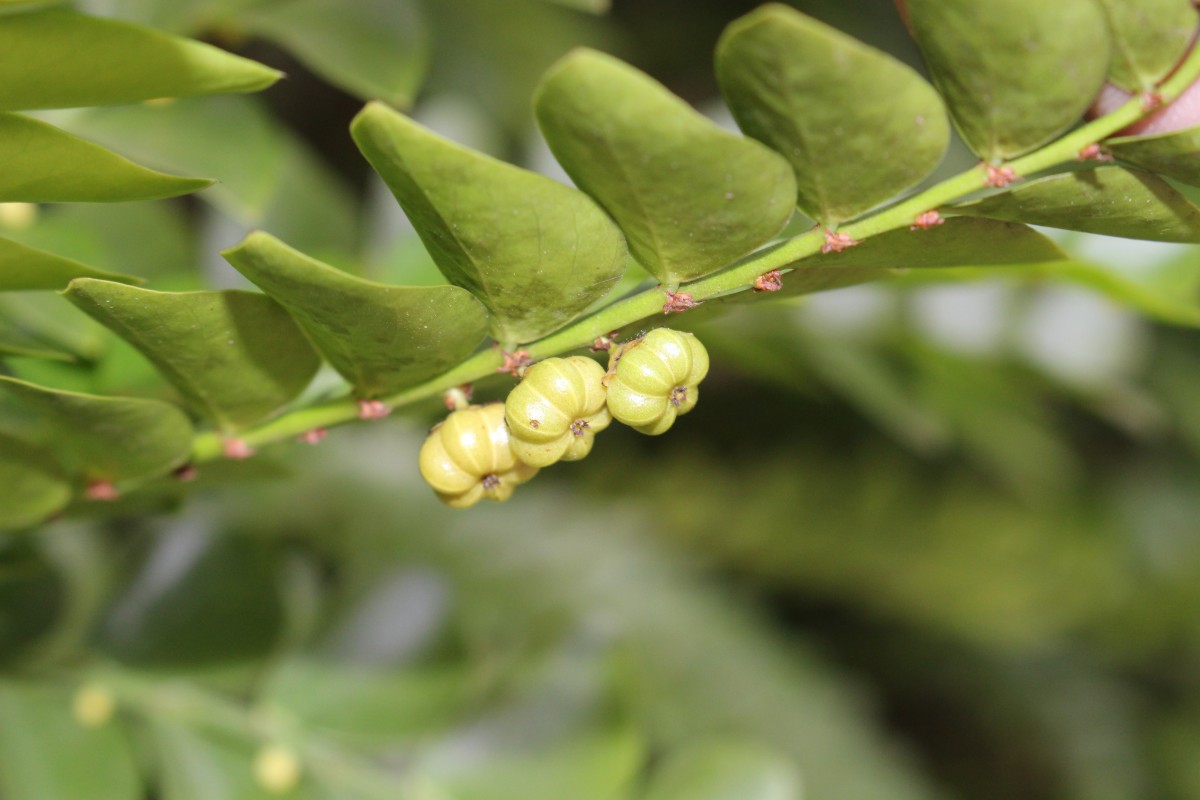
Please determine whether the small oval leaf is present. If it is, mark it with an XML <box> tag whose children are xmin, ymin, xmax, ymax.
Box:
<box><xmin>907</xmin><ymin>0</ymin><xmax>1111</xmax><ymax>160</ymax></box>
<box><xmin>1095</xmin><ymin>0</ymin><xmax>1197</xmax><ymax>91</ymax></box>
<box><xmin>0</xmin><ymin>8</ymin><xmax>281</xmax><ymax>112</ymax></box>
<box><xmin>534</xmin><ymin>48</ymin><xmax>796</xmax><ymax>288</ymax></box>
<box><xmin>0</xmin><ymin>376</ymin><xmax>192</xmax><ymax>482</ymax></box>
<box><xmin>951</xmin><ymin>167</ymin><xmax>1200</xmax><ymax>242</ymax></box>
<box><xmin>0</xmin><ymin>433</ymin><xmax>70</xmax><ymax>529</ymax></box>
<box><xmin>223</xmin><ymin>231</ymin><xmax>489</xmax><ymax>398</ymax></box>
<box><xmin>1</xmin><ymin>235</ymin><xmax>141</xmax><ymax>291</ymax></box>
<box><xmin>0</xmin><ymin>113</ymin><xmax>211</xmax><ymax>203</ymax></box>
<box><xmin>1108</xmin><ymin>125</ymin><xmax>1200</xmax><ymax>188</ymax></box>
<box><xmin>352</xmin><ymin>101</ymin><xmax>627</xmax><ymax>345</ymax></box>
<box><xmin>716</xmin><ymin>4</ymin><xmax>950</xmax><ymax>225</ymax></box>
<box><xmin>64</xmin><ymin>279</ymin><xmax>320</xmax><ymax>432</ymax></box>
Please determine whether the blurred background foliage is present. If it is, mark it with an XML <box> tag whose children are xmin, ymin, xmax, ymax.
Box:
<box><xmin>3</xmin><ymin>0</ymin><xmax>1200</xmax><ymax>798</ymax></box>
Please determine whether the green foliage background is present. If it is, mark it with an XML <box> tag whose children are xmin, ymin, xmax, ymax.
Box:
<box><xmin>3</xmin><ymin>1</ymin><xmax>1200</xmax><ymax>798</ymax></box>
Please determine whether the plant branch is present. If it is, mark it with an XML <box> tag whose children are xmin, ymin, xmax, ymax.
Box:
<box><xmin>189</xmin><ymin>45</ymin><xmax>1200</xmax><ymax>466</ymax></box>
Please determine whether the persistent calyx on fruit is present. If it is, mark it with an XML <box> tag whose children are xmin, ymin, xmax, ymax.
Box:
<box><xmin>418</xmin><ymin>403</ymin><xmax>538</xmax><ymax>508</ymax></box>
<box><xmin>505</xmin><ymin>356</ymin><xmax>611</xmax><ymax>467</ymax></box>
<box><xmin>605</xmin><ymin>328</ymin><xmax>709</xmax><ymax>435</ymax></box>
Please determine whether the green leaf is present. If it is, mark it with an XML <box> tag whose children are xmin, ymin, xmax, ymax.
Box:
<box><xmin>64</xmin><ymin>279</ymin><xmax>320</xmax><ymax>432</ymax></box>
<box><xmin>1108</xmin><ymin>125</ymin><xmax>1200</xmax><ymax>189</ymax></box>
<box><xmin>641</xmin><ymin>741</ymin><xmax>801</xmax><ymax>800</ymax></box>
<box><xmin>951</xmin><ymin>167</ymin><xmax>1200</xmax><ymax>242</ymax></box>
<box><xmin>263</xmin><ymin>660</ymin><xmax>472</xmax><ymax>745</ymax></box>
<box><xmin>0</xmin><ymin>681</ymin><xmax>140</xmax><ymax>800</ymax></box>
<box><xmin>1</xmin><ymin>234</ymin><xmax>141</xmax><ymax>291</ymax></box>
<box><xmin>0</xmin><ymin>292</ymin><xmax>110</xmax><ymax>361</ymax></box>
<box><xmin>1095</xmin><ymin>0</ymin><xmax>1197</xmax><ymax>90</ymax></box>
<box><xmin>534</xmin><ymin>48</ymin><xmax>796</xmax><ymax>288</ymax></box>
<box><xmin>0</xmin><ymin>539</ymin><xmax>65</xmax><ymax>659</ymax></box>
<box><xmin>0</xmin><ymin>113</ymin><xmax>210</xmax><ymax>202</ymax></box>
<box><xmin>906</xmin><ymin>0</ymin><xmax>1111</xmax><ymax>160</ymax></box>
<box><xmin>716</xmin><ymin>4</ymin><xmax>949</xmax><ymax>225</ymax></box>
<box><xmin>424</xmin><ymin>728</ymin><xmax>644</xmax><ymax>800</ymax></box>
<box><xmin>0</xmin><ymin>376</ymin><xmax>192</xmax><ymax>482</ymax></box>
<box><xmin>241</xmin><ymin>0</ymin><xmax>428</xmax><ymax>108</ymax></box>
<box><xmin>352</xmin><ymin>101</ymin><xmax>627</xmax><ymax>345</ymax></box>
<box><xmin>224</xmin><ymin>232</ymin><xmax>488</xmax><ymax>399</ymax></box>
<box><xmin>150</xmin><ymin>720</ymin><xmax>288</xmax><ymax>800</ymax></box>
<box><xmin>0</xmin><ymin>8</ymin><xmax>281</xmax><ymax>112</ymax></box>
<box><xmin>52</xmin><ymin>97</ymin><xmax>283</xmax><ymax>220</ymax></box>
<box><xmin>0</xmin><ymin>434</ymin><xmax>70</xmax><ymax>529</ymax></box>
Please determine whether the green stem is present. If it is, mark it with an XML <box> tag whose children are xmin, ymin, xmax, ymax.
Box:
<box><xmin>190</xmin><ymin>44</ymin><xmax>1200</xmax><ymax>465</ymax></box>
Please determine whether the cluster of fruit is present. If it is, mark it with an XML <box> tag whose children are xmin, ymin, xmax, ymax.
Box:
<box><xmin>418</xmin><ymin>329</ymin><xmax>709</xmax><ymax>507</ymax></box>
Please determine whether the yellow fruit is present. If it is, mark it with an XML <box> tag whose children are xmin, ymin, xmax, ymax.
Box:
<box><xmin>505</xmin><ymin>356</ymin><xmax>611</xmax><ymax>467</ymax></box>
<box><xmin>419</xmin><ymin>404</ymin><xmax>538</xmax><ymax>508</ymax></box>
<box><xmin>605</xmin><ymin>329</ymin><xmax>709</xmax><ymax>435</ymax></box>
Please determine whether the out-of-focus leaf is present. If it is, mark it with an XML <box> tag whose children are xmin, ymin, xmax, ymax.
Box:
<box><xmin>896</xmin><ymin>256</ymin><xmax>1200</xmax><ymax>327</ymax></box>
<box><xmin>257</xmin><ymin>135</ymin><xmax>359</xmax><ymax>266</ymax></box>
<box><xmin>0</xmin><ymin>202</ymin><xmax>197</xmax><ymax>285</ymax></box>
<box><xmin>534</xmin><ymin>49</ymin><xmax>795</xmax><ymax>288</ymax></box>
<box><xmin>1108</xmin><ymin>126</ymin><xmax>1200</xmax><ymax>189</ymax></box>
<box><xmin>0</xmin><ymin>434</ymin><xmax>71</xmax><ymax>529</ymax></box>
<box><xmin>262</xmin><ymin>660</ymin><xmax>472</xmax><ymax>744</ymax></box>
<box><xmin>0</xmin><ymin>113</ymin><xmax>210</xmax><ymax>202</ymax></box>
<box><xmin>534</xmin><ymin>0</ymin><xmax>608</xmax><ymax>12</ymax></box>
<box><xmin>422</xmin><ymin>728</ymin><xmax>644</xmax><ymax>800</ymax></box>
<box><xmin>241</xmin><ymin>0</ymin><xmax>428</xmax><ymax>108</ymax></box>
<box><xmin>640</xmin><ymin>740</ymin><xmax>801</xmax><ymax>800</ymax></box>
<box><xmin>224</xmin><ymin>232</ymin><xmax>488</xmax><ymax>398</ymax></box>
<box><xmin>906</xmin><ymin>0</ymin><xmax>1111</xmax><ymax>160</ymax></box>
<box><xmin>0</xmin><ymin>539</ymin><xmax>64</xmax><ymax>659</ymax></box>
<box><xmin>0</xmin><ymin>680</ymin><xmax>140</xmax><ymax>800</ymax></box>
<box><xmin>98</xmin><ymin>530</ymin><xmax>288</xmax><ymax>665</ymax></box>
<box><xmin>0</xmin><ymin>376</ymin><xmax>192</xmax><ymax>482</ymax></box>
<box><xmin>1094</xmin><ymin>0</ymin><xmax>1196</xmax><ymax>90</ymax></box>
<box><xmin>55</xmin><ymin>96</ymin><xmax>283</xmax><ymax>221</ymax></box>
<box><xmin>0</xmin><ymin>8</ymin><xmax>281</xmax><ymax>111</ymax></box>
<box><xmin>0</xmin><ymin>292</ymin><xmax>109</xmax><ymax>361</ymax></box>
<box><xmin>0</xmin><ymin>235</ymin><xmax>141</xmax><ymax>291</ymax></box>
<box><xmin>352</xmin><ymin>102</ymin><xmax>627</xmax><ymax>344</ymax></box>
<box><xmin>952</xmin><ymin>167</ymin><xmax>1200</xmax><ymax>242</ymax></box>
<box><xmin>716</xmin><ymin>4</ymin><xmax>949</xmax><ymax>225</ymax></box>
<box><xmin>64</xmin><ymin>279</ymin><xmax>320</xmax><ymax>432</ymax></box>
<box><xmin>150</xmin><ymin>719</ymin><xmax>294</xmax><ymax>800</ymax></box>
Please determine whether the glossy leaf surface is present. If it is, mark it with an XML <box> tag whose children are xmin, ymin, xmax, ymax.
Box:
<box><xmin>534</xmin><ymin>48</ymin><xmax>795</xmax><ymax>288</ymax></box>
<box><xmin>240</xmin><ymin>0</ymin><xmax>428</xmax><ymax>107</ymax></box>
<box><xmin>224</xmin><ymin>232</ymin><xmax>489</xmax><ymax>398</ymax></box>
<box><xmin>1108</xmin><ymin>126</ymin><xmax>1200</xmax><ymax>189</ymax></box>
<box><xmin>1095</xmin><ymin>0</ymin><xmax>1196</xmax><ymax>90</ymax></box>
<box><xmin>353</xmin><ymin>101</ymin><xmax>627</xmax><ymax>344</ymax></box>
<box><xmin>0</xmin><ymin>434</ymin><xmax>70</xmax><ymax>529</ymax></box>
<box><xmin>64</xmin><ymin>279</ymin><xmax>320</xmax><ymax>432</ymax></box>
<box><xmin>0</xmin><ymin>113</ymin><xmax>210</xmax><ymax>202</ymax></box>
<box><xmin>716</xmin><ymin>4</ymin><xmax>949</xmax><ymax>224</ymax></box>
<box><xmin>952</xmin><ymin>167</ymin><xmax>1200</xmax><ymax>242</ymax></box>
<box><xmin>0</xmin><ymin>235</ymin><xmax>141</xmax><ymax>291</ymax></box>
<box><xmin>0</xmin><ymin>681</ymin><xmax>140</xmax><ymax>800</ymax></box>
<box><xmin>906</xmin><ymin>0</ymin><xmax>1111</xmax><ymax>160</ymax></box>
<box><xmin>641</xmin><ymin>741</ymin><xmax>801</xmax><ymax>800</ymax></box>
<box><xmin>0</xmin><ymin>376</ymin><xmax>192</xmax><ymax>481</ymax></box>
<box><xmin>0</xmin><ymin>8</ymin><xmax>281</xmax><ymax>112</ymax></box>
